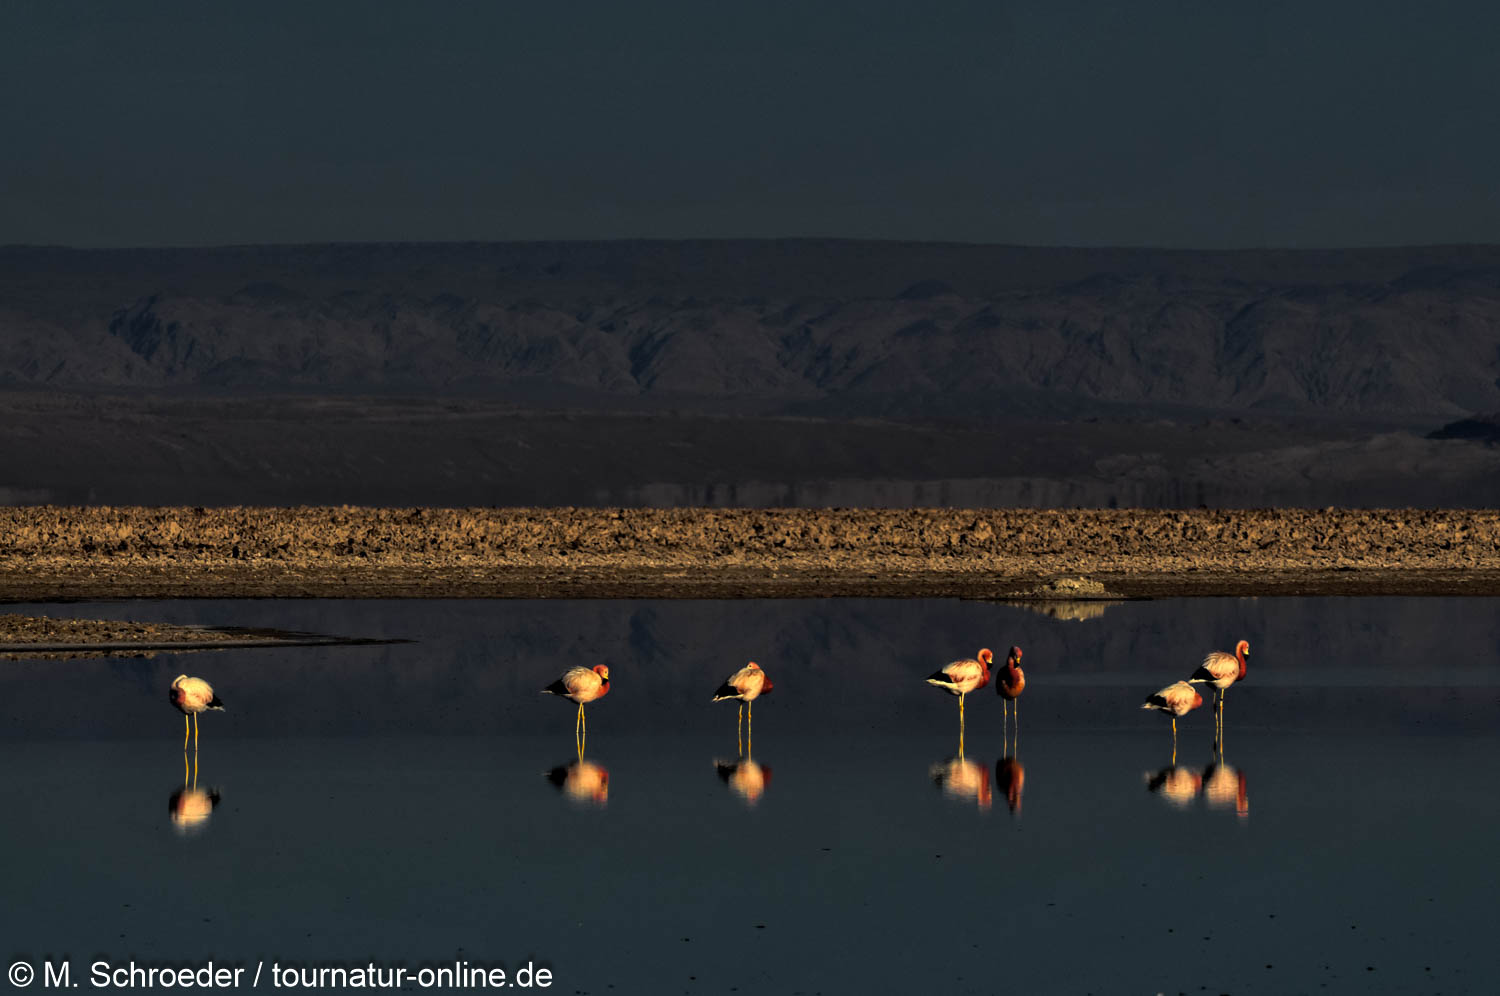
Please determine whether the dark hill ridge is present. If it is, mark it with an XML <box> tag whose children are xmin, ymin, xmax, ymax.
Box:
<box><xmin>3</xmin><ymin>240</ymin><xmax>1500</xmax><ymax>415</ymax></box>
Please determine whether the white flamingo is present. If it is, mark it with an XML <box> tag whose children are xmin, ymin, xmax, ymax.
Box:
<box><xmin>169</xmin><ymin>675</ymin><xmax>223</xmax><ymax>751</ymax></box>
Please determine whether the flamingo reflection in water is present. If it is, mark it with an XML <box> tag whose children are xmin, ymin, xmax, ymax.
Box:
<box><xmin>931</xmin><ymin>745</ymin><xmax>993</xmax><ymax>811</ymax></box>
<box><xmin>546</xmin><ymin>735</ymin><xmax>610</xmax><ymax>806</ymax></box>
<box><xmin>546</xmin><ymin>758</ymin><xmax>610</xmax><ymax>805</ymax></box>
<box><xmin>169</xmin><ymin>752</ymin><xmax>221</xmax><ymax>834</ymax></box>
<box><xmin>1202</xmin><ymin>751</ymin><xmax>1249</xmax><ymax>820</ymax></box>
<box><xmin>994</xmin><ymin>756</ymin><xmax>1025</xmax><ymax>815</ymax></box>
<box><xmin>714</xmin><ymin>758</ymin><xmax>772</xmax><ymax>805</ymax></box>
<box><xmin>1144</xmin><ymin>765</ymin><xmax>1202</xmax><ymax>808</ymax></box>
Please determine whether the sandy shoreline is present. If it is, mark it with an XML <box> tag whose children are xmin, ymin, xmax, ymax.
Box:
<box><xmin>0</xmin><ymin>506</ymin><xmax>1498</xmax><ymax>599</ymax></box>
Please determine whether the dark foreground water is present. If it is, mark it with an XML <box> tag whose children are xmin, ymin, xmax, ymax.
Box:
<box><xmin>2</xmin><ymin>597</ymin><xmax>1498</xmax><ymax>995</ymax></box>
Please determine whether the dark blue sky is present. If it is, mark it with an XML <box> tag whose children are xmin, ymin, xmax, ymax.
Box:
<box><xmin>3</xmin><ymin>0</ymin><xmax>1497</xmax><ymax>248</ymax></box>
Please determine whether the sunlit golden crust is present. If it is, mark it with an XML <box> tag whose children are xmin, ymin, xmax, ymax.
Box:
<box><xmin>996</xmin><ymin>757</ymin><xmax>1025</xmax><ymax>814</ymax></box>
<box><xmin>715</xmin><ymin>759</ymin><xmax>771</xmax><ymax>804</ymax></box>
<box><xmin>713</xmin><ymin>662</ymin><xmax>772</xmax><ymax>702</ymax></box>
<box><xmin>927</xmin><ymin>648</ymin><xmax>993</xmax><ymax>695</ymax></box>
<box><xmin>1190</xmin><ymin>639</ymin><xmax>1249</xmax><ymax>689</ymax></box>
<box><xmin>169</xmin><ymin>674</ymin><xmax>219</xmax><ymax>714</ymax></box>
<box><xmin>1142</xmin><ymin>680</ymin><xmax>1204</xmax><ymax>717</ymax></box>
<box><xmin>931</xmin><ymin>756</ymin><xmax>993</xmax><ymax>810</ymax></box>
<box><xmin>1146</xmin><ymin>766</ymin><xmax>1202</xmax><ymax>806</ymax></box>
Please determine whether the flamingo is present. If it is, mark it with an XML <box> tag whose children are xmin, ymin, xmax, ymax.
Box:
<box><xmin>169</xmin><ymin>675</ymin><xmax>223</xmax><ymax>751</ymax></box>
<box><xmin>926</xmin><ymin>649</ymin><xmax>993</xmax><ymax>743</ymax></box>
<box><xmin>1141</xmin><ymin>680</ymin><xmax>1203</xmax><ymax>762</ymax></box>
<box><xmin>995</xmin><ymin>646</ymin><xmax>1025</xmax><ymax>732</ymax></box>
<box><xmin>712</xmin><ymin>662</ymin><xmax>773</xmax><ymax>753</ymax></box>
<box><xmin>714</xmin><ymin>759</ymin><xmax>772</xmax><ymax>805</ymax></box>
<box><xmin>1188</xmin><ymin>639</ymin><xmax>1249</xmax><ymax>742</ymax></box>
<box><xmin>542</xmin><ymin>664</ymin><xmax>611</xmax><ymax>740</ymax></box>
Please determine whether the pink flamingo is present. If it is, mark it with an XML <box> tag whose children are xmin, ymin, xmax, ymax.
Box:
<box><xmin>926</xmin><ymin>649</ymin><xmax>993</xmax><ymax>740</ymax></box>
<box><xmin>712</xmin><ymin>662</ymin><xmax>773</xmax><ymax>750</ymax></box>
<box><xmin>995</xmin><ymin>646</ymin><xmax>1025</xmax><ymax>730</ymax></box>
<box><xmin>543</xmin><ymin>664</ymin><xmax>611</xmax><ymax>739</ymax></box>
<box><xmin>169</xmin><ymin>675</ymin><xmax>224</xmax><ymax>751</ymax></box>
<box><xmin>1188</xmin><ymin>639</ymin><xmax>1249</xmax><ymax>741</ymax></box>
<box><xmin>1141</xmin><ymin>680</ymin><xmax>1203</xmax><ymax>763</ymax></box>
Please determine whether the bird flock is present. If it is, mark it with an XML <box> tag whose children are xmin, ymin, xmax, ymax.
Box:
<box><xmin>167</xmin><ymin>637</ymin><xmax>1249</xmax><ymax>810</ymax></box>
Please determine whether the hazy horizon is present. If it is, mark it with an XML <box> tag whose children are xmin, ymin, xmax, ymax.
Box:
<box><xmin>5</xmin><ymin>2</ymin><xmax>1500</xmax><ymax>250</ymax></box>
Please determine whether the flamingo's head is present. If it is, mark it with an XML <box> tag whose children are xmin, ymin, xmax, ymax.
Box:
<box><xmin>1009</xmin><ymin>646</ymin><xmax>1023</xmax><ymax>664</ymax></box>
<box><xmin>977</xmin><ymin>648</ymin><xmax>994</xmax><ymax>667</ymax></box>
<box><xmin>746</xmin><ymin>661</ymin><xmax>760</xmax><ymax>670</ymax></box>
<box><xmin>1192</xmin><ymin>690</ymin><xmax>1204</xmax><ymax>709</ymax></box>
<box><xmin>1236</xmin><ymin>639</ymin><xmax>1250</xmax><ymax>658</ymax></box>
<box><xmin>594</xmin><ymin>664</ymin><xmax>611</xmax><ymax>681</ymax></box>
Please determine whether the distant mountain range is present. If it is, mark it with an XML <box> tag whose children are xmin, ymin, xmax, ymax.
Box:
<box><xmin>2</xmin><ymin>240</ymin><xmax>1499</xmax><ymax>507</ymax></box>
<box><xmin>4</xmin><ymin>240</ymin><xmax>1500</xmax><ymax>416</ymax></box>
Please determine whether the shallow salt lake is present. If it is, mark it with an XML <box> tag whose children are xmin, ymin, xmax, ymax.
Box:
<box><xmin>2</xmin><ymin>597</ymin><xmax>1497</xmax><ymax>994</ymax></box>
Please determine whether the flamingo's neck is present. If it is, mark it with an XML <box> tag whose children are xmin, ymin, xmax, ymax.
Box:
<box><xmin>1236</xmin><ymin>646</ymin><xmax>1248</xmax><ymax>678</ymax></box>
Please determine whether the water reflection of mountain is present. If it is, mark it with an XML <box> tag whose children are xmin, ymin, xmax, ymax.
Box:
<box><xmin>996</xmin><ymin>600</ymin><xmax>1117</xmax><ymax>622</ymax></box>
<box><xmin>6</xmin><ymin>597</ymin><xmax>1497</xmax><ymax>739</ymax></box>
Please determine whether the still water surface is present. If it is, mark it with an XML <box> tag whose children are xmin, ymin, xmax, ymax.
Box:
<box><xmin>2</xmin><ymin>597</ymin><xmax>1497</xmax><ymax>994</ymax></box>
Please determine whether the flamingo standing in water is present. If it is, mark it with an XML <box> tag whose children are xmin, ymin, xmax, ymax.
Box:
<box><xmin>1188</xmin><ymin>639</ymin><xmax>1248</xmax><ymax>743</ymax></box>
<box><xmin>1141</xmin><ymin>680</ymin><xmax>1203</xmax><ymax>763</ymax></box>
<box><xmin>926</xmin><ymin>649</ymin><xmax>993</xmax><ymax>744</ymax></box>
<box><xmin>995</xmin><ymin>646</ymin><xmax>1025</xmax><ymax>735</ymax></box>
<box><xmin>712</xmin><ymin>662</ymin><xmax>773</xmax><ymax>753</ymax></box>
<box><xmin>543</xmin><ymin>664</ymin><xmax>611</xmax><ymax>740</ymax></box>
<box><xmin>169</xmin><ymin>675</ymin><xmax>223</xmax><ymax>751</ymax></box>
